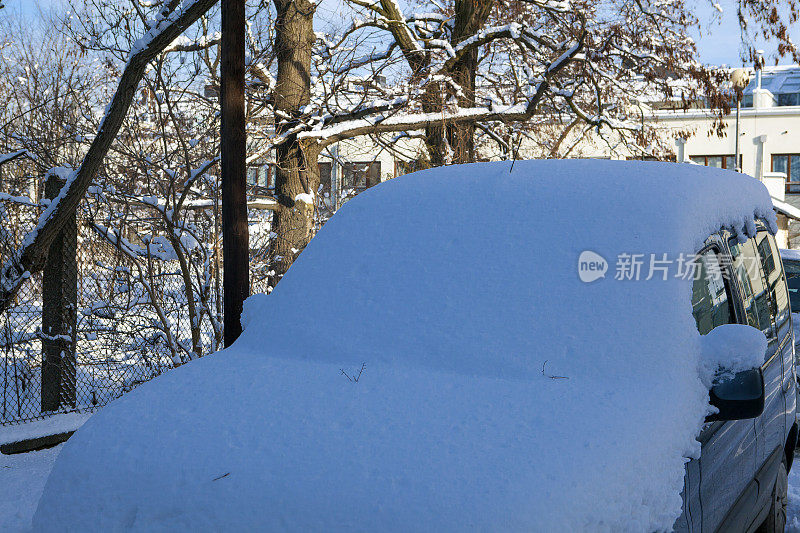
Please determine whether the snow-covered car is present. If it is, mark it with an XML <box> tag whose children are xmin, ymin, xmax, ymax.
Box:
<box><xmin>33</xmin><ymin>160</ymin><xmax>797</xmax><ymax>532</ymax></box>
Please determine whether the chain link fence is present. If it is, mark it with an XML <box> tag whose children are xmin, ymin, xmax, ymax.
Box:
<box><xmin>0</xmin><ymin>184</ymin><xmax>279</xmax><ymax>427</ymax></box>
<box><xmin>0</xmin><ymin>167</ymin><xmax>354</xmax><ymax>429</ymax></box>
<box><xmin>2</xmin><ymin>200</ymin><xmax>181</xmax><ymax>425</ymax></box>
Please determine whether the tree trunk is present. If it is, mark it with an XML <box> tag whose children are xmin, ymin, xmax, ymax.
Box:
<box><xmin>447</xmin><ymin>0</ymin><xmax>493</xmax><ymax>163</ymax></box>
<box><xmin>269</xmin><ymin>0</ymin><xmax>317</xmax><ymax>288</ymax></box>
<box><xmin>422</xmin><ymin>0</ymin><xmax>493</xmax><ymax>166</ymax></box>
<box><xmin>41</xmin><ymin>172</ymin><xmax>77</xmax><ymax>412</ymax></box>
<box><xmin>422</xmin><ymin>78</ymin><xmax>450</xmax><ymax>167</ymax></box>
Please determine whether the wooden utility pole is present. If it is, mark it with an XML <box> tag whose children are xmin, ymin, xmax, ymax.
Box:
<box><xmin>41</xmin><ymin>171</ymin><xmax>77</xmax><ymax>412</ymax></box>
<box><xmin>221</xmin><ymin>0</ymin><xmax>249</xmax><ymax>346</ymax></box>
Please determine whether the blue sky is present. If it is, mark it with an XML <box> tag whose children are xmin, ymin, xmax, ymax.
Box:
<box><xmin>7</xmin><ymin>0</ymin><xmax>53</xmax><ymax>18</ymax></box>
<box><xmin>688</xmin><ymin>1</ymin><xmax>800</xmax><ymax>67</ymax></box>
<box><xmin>6</xmin><ymin>0</ymin><xmax>800</xmax><ymax>68</ymax></box>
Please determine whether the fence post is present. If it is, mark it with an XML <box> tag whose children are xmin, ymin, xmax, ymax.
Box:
<box><xmin>41</xmin><ymin>170</ymin><xmax>78</xmax><ymax>412</ymax></box>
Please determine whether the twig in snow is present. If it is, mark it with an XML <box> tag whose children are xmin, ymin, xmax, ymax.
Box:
<box><xmin>341</xmin><ymin>362</ymin><xmax>366</xmax><ymax>383</ymax></box>
<box><xmin>541</xmin><ymin>360</ymin><xmax>568</xmax><ymax>380</ymax></box>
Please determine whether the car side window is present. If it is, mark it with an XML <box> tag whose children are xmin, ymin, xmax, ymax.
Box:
<box><xmin>692</xmin><ymin>250</ymin><xmax>734</xmax><ymax>335</ymax></box>
<box><xmin>730</xmin><ymin>237</ymin><xmax>778</xmax><ymax>345</ymax></box>
<box><xmin>758</xmin><ymin>231</ymin><xmax>791</xmax><ymax>341</ymax></box>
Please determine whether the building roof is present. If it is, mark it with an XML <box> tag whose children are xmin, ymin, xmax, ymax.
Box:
<box><xmin>744</xmin><ymin>67</ymin><xmax>800</xmax><ymax>96</ymax></box>
<box><xmin>772</xmin><ymin>196</ymin><xmax>800</xmax><ymax>220</ymax></box>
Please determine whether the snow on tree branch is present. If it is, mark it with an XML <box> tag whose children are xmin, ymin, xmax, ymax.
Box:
<box><xmin>0</xmin><ymin>149</ymin><xmax>28</xmax><ymax>168</ymax></box>
<box><xmin>164</xmin><ymin>31</ymin><xmax>221</xmax><ymax>53</ymax></box>
<box><xmin>299</xmin><ymin>28</ymin><xmax>586</xmax><ymax>147</ymax></box>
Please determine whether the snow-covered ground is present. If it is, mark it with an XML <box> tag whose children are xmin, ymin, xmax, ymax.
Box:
<box><xmin>3</xmin><ymin>446</ymin><xmax>800</xmax><ymax>532</ymax></box>
<box><xmin>0</xmin><ymin>445</ymin><xmax>62</xmax><ymax>532</ymax></box>
<box><xmin>788</xmin><ymin>457</ymin><xmax>800</xmax><ymax>532</ymax></box>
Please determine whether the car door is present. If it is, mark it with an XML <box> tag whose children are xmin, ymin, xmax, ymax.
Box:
<box><xmin>755</xmin><ymin>231</ymin><xmax>792</xmax><ymax>446</ymax></box>
<box><xmin>730</xmin><ymin>235</ymin><xmax>783</xmax><ymax>477</ymax></box>
<box><xmin>686</xmin><ymin>245</ymin><xmax>758</xmax><ymax>532</ymax></box>
<box><xmin>760</xmin><ymin>232</ymin><xmax>795</xmax><ymax>418</ymax></box>
<box><xmin>757</xmin><ymin>231</ymin><xmax>796</xmax><ymax>507</ymax></box>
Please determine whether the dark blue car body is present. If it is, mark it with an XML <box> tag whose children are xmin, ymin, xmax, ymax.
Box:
<box><xmin>674</xmin><ymin>224</ymin><xmax>797</xmax><ymax>532</ymax></box>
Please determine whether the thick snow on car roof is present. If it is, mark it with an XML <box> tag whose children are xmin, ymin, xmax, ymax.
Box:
<box><xmin>35</xmin><ymin>160</ymin><xmax>776</xmax><ymax>531</ymax></box>
<box><xmin>780</xmin><ymin>247</ymin><xmax>800</xmax><ymax>262</ymax></box>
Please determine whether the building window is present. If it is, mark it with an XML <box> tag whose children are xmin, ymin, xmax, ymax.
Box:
<box><xmin>626</xmin><ymin>155</ymin><xmax>677</xmax><ymax>162</ymax></box>
<box><xmin>772</xmin><ymin>154</ymin><xmax>800</xmax><ymax>193</ymax></box>
<box><xmin>264</xmin><ymin>165</ymin><xmax>274</xmax><ymax>189</ymax></box>
<box><xmin>247</xmin><ymin>167</ymin><xmax>259</xmax><ymax>186</ymax></box>
<box><xmin>778</xmin><ymin>93</ymin><xmax>800</xmax><ymax>106</ymax></box>
<box><xmin>343</xmin><ymin>161</ymin><xmax>381</xmax><ymax>189</ymax></box>
<box><xmin>689</xmin><ymin>155</ymin><xmax>737</xmax><ymax>169</ymax></box>
<box><xmin>247</xmin><ymin>164</ymin><xmax>275</xmax><ymax>189</ymax></box>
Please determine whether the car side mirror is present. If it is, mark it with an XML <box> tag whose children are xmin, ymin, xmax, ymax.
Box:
<box><xmin>706</xmin><ymin>368</ymin><xmax>764</xmax><ymax>422</ymax></box>
<box><xmin>701</xmin><ymin>324</ymin><xmax>767</xmax><ymax>423</ymax></box>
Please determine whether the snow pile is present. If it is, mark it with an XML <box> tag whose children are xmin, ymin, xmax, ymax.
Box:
<box><xmin>34</xmin><ymin>160</ymin><xmax>776</xmax><ymax>531</ymax></box>
<box><xmin>697</xmin><ymin>324</ymin><xmax>767</xmax><ymax>387</ymax></box>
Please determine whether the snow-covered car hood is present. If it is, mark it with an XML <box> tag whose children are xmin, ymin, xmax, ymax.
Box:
<box><xmin>34</xmin><ymin>160</ymin><xmax>778</xmax><ymax>531</ymax></box>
